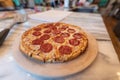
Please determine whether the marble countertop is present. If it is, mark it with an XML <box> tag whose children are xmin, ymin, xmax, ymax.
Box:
<box><xmin>0</xmin><ymin>10</ymin><xmax>120</xmax><ymax>80</ymax></box>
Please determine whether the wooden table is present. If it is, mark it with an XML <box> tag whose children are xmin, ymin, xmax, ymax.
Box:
<box><xmin>0</xmin><ymin>10</ymin><xmax>120</xmax><ymax>80</ymax></box>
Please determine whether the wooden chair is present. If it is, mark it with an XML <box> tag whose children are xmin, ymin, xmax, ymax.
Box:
<box><xmin>113</xmin><ymin>21</ymin><xmax>120</xmax><ymax>40</ymax></box>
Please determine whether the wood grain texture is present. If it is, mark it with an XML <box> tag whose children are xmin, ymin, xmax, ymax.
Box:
<box><xmin>13</xmin><ymin>33</ymin><xmax>98</xmax><ymax>78</ymax></box>
<box><xmin>102</xmin><ymin>16</ymin><xmax>120</xmax><ymax>61</ymax></box>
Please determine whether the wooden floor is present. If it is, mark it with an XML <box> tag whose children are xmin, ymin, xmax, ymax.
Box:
<box><xmin>102</xmin><ymin>16</ymin><xmax>120</xmax><ymax>61</ymax></box>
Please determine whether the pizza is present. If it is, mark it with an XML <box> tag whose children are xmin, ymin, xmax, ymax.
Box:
<box><xmin>20</xmin><ymin>22</ymin><xmax>88</xmax><ymax>62</ymax></box>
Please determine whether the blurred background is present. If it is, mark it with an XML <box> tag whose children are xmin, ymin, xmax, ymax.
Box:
<box><xmin>0</xmin><ymin>0</ymin><xmax>119</xmax><ymax>19</ymax></box>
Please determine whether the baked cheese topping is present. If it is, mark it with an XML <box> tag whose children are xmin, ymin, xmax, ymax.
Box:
<box><xmin>20</xmin><ymin>22</ymin><xmax>88</xmax><ymax>62</ymax></box>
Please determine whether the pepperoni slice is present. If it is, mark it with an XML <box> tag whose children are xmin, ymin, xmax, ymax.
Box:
<box><xmin>73</xmin><ymin>33</ymin><xmax>82</xmax><ymax>39</ymax></box>
<box><xmin>40</xmin><ymin>43</ymin><xmax>53</xmax><ymax>53</ymax></box>
<box><xmin>52</xmin><ymin>29</ymin><xmax>61</xmax><ymax>35</ymax></box>
<box><xmin>44</xmin><ymin>25</ymin><xmax>49</xmax><ymax>28</ymax></box>
<box><xmin>54</xmin><ymin>23</ymin><xmax>60</xmax><ymax>26</ymax></box>
<box><xmin>50</xmin><ymin>26</ymin><xmax>57</xmax><ymax>30</ymax></box>
<box><xmin>40</xmin><ymin>34</ymin><xmax>50</xmax><ymax>40</ymax></box>
<box><xmin>34</xmin><ymin>27</ymin><xmax>41</xmax><ymax>31</ymax></box>
<box><xmin>69</xmin><ymin>38</ymin><xmax>80</xmax><ymax>46</ymax></box>
<box><xmin>60</xmin><ymin>33</ymin><xmax>70</xmax><ymax>37</ymax></box>
<box><xmin>32</xmin><ymin>38</ymin><xmax>43</xmax><ymax>45</ymax></box>
<box><xmin>32</xmin><ymin>31</ymin><xmax>41</xmax><ymax>36</ymax></box>
<box><xmin>67</xmin><ymin>28</ymin><xmax>75</xmax><ymax>33</ymax></box>
<box><xmin>44</xmin><ymin>29</ymin><xmax>51</xmax><ymax>33</ymax></box>
<box><xmin>53</xmin><ymin>36</ymin><xmax>64</xmax><ymax>43</ymax></box>
<box><xmin>59</xmin><ymin>45</ymin><xmax>72</xmax><ymax>54</ymax></box>
<box><xmin>44</xmin><ymin>23</ymin><xmax>53</xmax><ymax>28</ymax></box>
<box><xmin>59</xmin><ymin>26</ymin><xmax>68</xmax><ymax>31</ymax></box>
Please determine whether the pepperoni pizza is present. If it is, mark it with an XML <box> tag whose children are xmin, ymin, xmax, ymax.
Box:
<box><xmin>20</xmin><ymin>23</ymin><xmax>88</xmax><ymax>62</ymax></box>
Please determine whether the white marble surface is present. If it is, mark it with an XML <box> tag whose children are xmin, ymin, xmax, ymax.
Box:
<box><xmin>0</xmin><ymin>10</ymin><xmax>120</xmax><ymax>80</ymax></box>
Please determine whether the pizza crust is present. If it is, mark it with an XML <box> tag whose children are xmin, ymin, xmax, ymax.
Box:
<box><xmin>20</xmin><ymin>22</ymin><xmax>88</xmax><ymax>63</ymax></box>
